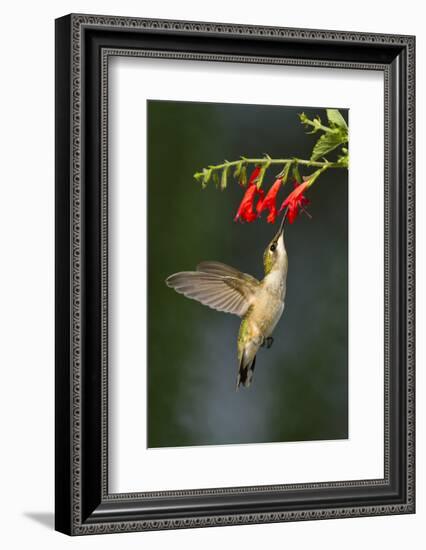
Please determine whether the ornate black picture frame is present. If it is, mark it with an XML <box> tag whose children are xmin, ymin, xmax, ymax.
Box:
<box><xmin>55</xmin><ymin>14</ymin><xmax>415</xmax><ymax>535</ymax></box>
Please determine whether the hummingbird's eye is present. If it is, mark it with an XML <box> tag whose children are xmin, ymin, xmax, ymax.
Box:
<box><xmin>270</xmin><ymin>243</ymin><xmax>276</xmax><ymax>252</ymax></box>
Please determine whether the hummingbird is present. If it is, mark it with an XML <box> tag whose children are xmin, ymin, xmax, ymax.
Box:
<box><xmin>165</xmin><ymin>211</ymin><xmax>289</xmax><ymax>389</ymax></box>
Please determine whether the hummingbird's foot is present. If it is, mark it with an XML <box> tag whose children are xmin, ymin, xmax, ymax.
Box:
<box><xmin>265</xmin><ymin>337</ymin><xmax>274</xmax><ymax>349</ymax></box>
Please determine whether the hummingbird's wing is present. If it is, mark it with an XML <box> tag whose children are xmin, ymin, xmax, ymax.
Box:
<box><xmin>166</xmin><ymin>264</ymin><xmax>259</xmax><ymax>317</ymax></box>
<box><xmin>196</xmin><ymin>261</ymin><xmax>260</xmax><ymax>288</ymax></box>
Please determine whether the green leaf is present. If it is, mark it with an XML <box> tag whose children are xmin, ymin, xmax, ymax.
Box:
<box><xmin>311</xmin><ymin>130</ymin><xmax>347</xmax><ymax>161</ymax></box>
<box><xmin>239</xmin><ymin>164</ymin><xmax>247</xmax><ymax>186</ymax></box>
<box><xmin>203</xmin><ymin>168</ymin><xmax>212</xmax><ymax>184</ymax></box>
<box><xmin>256</xmin><ymin>160</ymin><xmax>271</xmax><ymax>189</ymax></box>
<box><xmin>337</xmin><ymin>152</ymin><xmax>349</xmax><ymax>168</ymax></box>
<box><xmin>277</xmin><ymin>162</ymin><xmax>292</xmax><ymax>184</ymax></box>
<box><xmin>220</xmin><ymin>166</ymin><xmax>229</xmax><ymax>190</ymax></box>
<box><xmin>292</xmin><ymin>163</ymin><xmax>301</xmax><ymax>183</ymax></box>
<box><xmin>193</xmin><ymin>171</ymin><xmax>204</xmax><ymax>183</ymax></box>
<box><xmin>299</xmin><ymin>112</ymin><xmax>308</xmax><ymax>124</ymax></box>
<box><xmin>233</xmin><ymin>161</ymin><xmax>243</xmax><ymax>179</ymax></box>
<box><xmin>299</xmin><ymin>112</ymin><xmax>323</xmax><ymax>134</ymax></box>
<box><xmin>305</xmin><ymin>168</ymin><xmax>323</xmax><ymax>188</ymax></box>
<box><xmin>212</xmin><ymin>171</ymin><xmax>220</xmax><ymax>188</ymax></box>
<box><xmin>194</xmin><ymin>167</ymin><xmax>213</xmax><ymax>188</ymax></box>
<box><xmin>326</xmin><ymin>109</ymin><xmax>348</xmax><ymax>131</ymax></box>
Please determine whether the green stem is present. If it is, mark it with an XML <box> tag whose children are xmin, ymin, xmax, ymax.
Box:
<box><xmin>301</xmin><ymin>118</ymin><xmax>337</xmax><ymax>134</ymax></box>
<box><xmin>209</xmin><ymin>157</ymin><xmax>344</xmax><ymax>171</ymax></box>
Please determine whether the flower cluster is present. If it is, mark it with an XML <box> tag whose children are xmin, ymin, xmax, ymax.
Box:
<box><xmin>194</xmin><ymin>109</ymin><xmax>349</xmax><ymax>229</ymax></box>
<box><xmin>234</xmin><ymin>168</ymin><xmax>310</xmax><ymax>225</ymax></box>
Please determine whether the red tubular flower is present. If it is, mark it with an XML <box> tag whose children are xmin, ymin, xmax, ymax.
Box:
<box><xmin>234</xmin><ymin>183</ymin><xmax>264</xmax><ymax>223</ymax></box>
<box><xmin>256</xmin><ymin>177</ymin><xmax>283</xmax><ymax>224</ymax></box>
<box><xmin>234</xmin><ymin>167</ymin><xmax>265</xmax><ymax>223</ymax></box>
<box><xmin>279</xmin><ymin>180</ymin><xmax>310</xmax><ymax>223</ymax></box>
<box><xmin>246</xmin><ymin>166</ymin><xmax>261</xmax><ymax>187</ymax></box>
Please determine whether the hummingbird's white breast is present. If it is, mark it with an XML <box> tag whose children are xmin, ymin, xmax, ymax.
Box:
<box><xmin>250</xmin><ymin>270</ymin><xmax>286</xmax><ymax>338</ymax></box>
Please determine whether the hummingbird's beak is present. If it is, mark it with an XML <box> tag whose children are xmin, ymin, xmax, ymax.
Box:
<box><xmin>273</xmin><ymin>207</ymin><xmax>288</xmax><ymax>242</ymax></box>
<box><xmin>278</xmin><ymin>207</ymin><xmax>288</xmax><ymax>235</ymax></box>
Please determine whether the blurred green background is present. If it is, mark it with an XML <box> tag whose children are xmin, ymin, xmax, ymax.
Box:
<box><xmin>147</xmin><ymin>101</ymin><xmax>348</xmax><ymax>448</ymax></box>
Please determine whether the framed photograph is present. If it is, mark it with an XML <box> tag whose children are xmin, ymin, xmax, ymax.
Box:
<box><xmin>55</xmin><ymin>14</ymin><xmax>415</xmax><ymax>535</ymax></box>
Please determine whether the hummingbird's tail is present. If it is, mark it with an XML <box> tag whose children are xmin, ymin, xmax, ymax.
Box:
<box><xmin>236</xmin><ymin>353</ymin><xmax>257</xmax><ymax>389</ymax></box>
